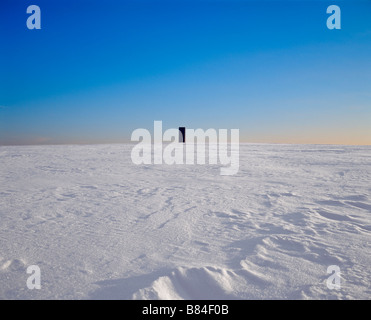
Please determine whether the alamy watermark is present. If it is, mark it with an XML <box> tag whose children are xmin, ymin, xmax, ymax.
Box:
<box><xmin>25</xmin><ymin>4</ymin><xmax>341</xmax><ymax>31</ymax></box>
<box><xmin>326</xmin><ymin>5</ymin><xmax>341</xmax><ymax>30</ymax></box>
<box><xmin>131</xmin><ymin>121</ymin><xmax>240</xmax><ymax>175</ymax></box>
<box><xmin>26</xmin><ymin>5</ymin><xmax>41</xmax><ymax>30</ymax></box>
<box><xmin>326</xmin><ymin>265</ymin><xmax>341</xmax><ymax>290</ymax></box>
<box><xmin>26</xmin><ymin>265</ymin><xmax>41</xmax><ymax>290</ymax></box>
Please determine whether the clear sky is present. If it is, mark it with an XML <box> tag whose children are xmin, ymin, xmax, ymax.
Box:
<box><xmin>1</xmin><ymin>0</ymin><xmax>370</xmax><ymax>145</ymax></box>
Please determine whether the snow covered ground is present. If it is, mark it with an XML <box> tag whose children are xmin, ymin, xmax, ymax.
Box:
<box><xmin>0</xmin><ymin>143</ymin><xmax>370</xmax><ymax>299</ymax></box>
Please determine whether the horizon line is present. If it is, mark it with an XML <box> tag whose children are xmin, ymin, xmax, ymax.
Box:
<box><xmin>1</xmin><ymin>141</ymin><xmax>370</xmax><ymax>147</ymax></box>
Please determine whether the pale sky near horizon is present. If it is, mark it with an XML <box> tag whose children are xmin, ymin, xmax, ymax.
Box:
<box><xmin>1</xmin><ymin>0</ymin><xmax>370</xmax><ymax>145</ymax></box>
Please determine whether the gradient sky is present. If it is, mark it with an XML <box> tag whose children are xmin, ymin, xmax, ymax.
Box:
<box><xmin>1</xmin><ymin>0</ymin><xmax>370</xmax><ymax>145</ymax></box>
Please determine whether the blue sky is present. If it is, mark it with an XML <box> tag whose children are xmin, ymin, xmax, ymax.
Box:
<box><xmin>1</xmin><ymin>0</ymin><xmax>370</xmax><ymax>145</ymax></box>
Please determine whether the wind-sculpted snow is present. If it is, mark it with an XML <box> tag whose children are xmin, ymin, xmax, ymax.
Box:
<box><xmin>0</xmin><ymin>144</ymin><xmax>370</xmax><ymax>299</ymax></box>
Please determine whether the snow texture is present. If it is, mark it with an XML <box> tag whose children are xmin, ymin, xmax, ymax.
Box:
<box><xmin>0</xmin><ymin>143</ymin><xmax>370</xmax><ymax>299</ymax></box>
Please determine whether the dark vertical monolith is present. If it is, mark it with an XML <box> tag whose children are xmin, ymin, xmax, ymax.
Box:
<box><xmin>179</xmin><ymin>127</ymin><xmax>186</xmax><ymax>143</ymax></box>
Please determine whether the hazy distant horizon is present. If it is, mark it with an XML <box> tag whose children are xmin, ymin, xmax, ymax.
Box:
<box><xmin>1</xmin><ymin>139</ymin><xmax>370</xmax><ymax>147</ymax></box>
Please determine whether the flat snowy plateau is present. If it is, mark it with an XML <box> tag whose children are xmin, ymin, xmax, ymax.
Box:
<box><xmin>0</xmin><ymin>143</ymin><xmax>370</xmax><ymax>299</ymax></box>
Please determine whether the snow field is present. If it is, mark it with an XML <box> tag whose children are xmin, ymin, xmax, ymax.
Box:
<box><xmin>0</xmin><ymin>144</ymin><xmax>370</xmax><ymax>299</ymax></box>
